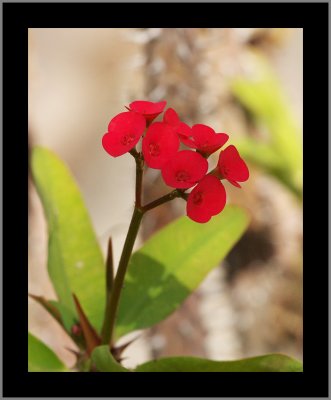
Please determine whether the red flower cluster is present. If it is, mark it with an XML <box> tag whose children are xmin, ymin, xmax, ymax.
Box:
<box><xmin>102</xmin><ymin>100</ymin><xmax>249</xmax><ymax>223</ymax></box>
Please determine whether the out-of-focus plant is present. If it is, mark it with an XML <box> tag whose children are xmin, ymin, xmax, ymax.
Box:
<box><xmin>231</xmin><ymin>52</ymin><xmax>303</xmax><ymax>200</ymax></box>
<box><xmin>29</xmin><ymin>100</ymin><xmax>302</xmax><ymax>373</ymax></box>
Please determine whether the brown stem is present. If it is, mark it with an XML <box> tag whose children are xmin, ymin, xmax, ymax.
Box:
<box><xmin>142</xmin><ymin>189</ymin><xmax>187</xmax><ymax>212</ymax></box>
<box><xmin>105</xmin><ymin>207</ymin><xmax>144</xmax><ymax>346</ymax></box>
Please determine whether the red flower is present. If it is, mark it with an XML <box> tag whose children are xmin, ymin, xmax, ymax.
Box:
<box><xmin>187</xmin><ymin>175</ymin><xmax>226</xmax><ymax>223</ymax></box>
<box><xmin>180</xmin><ymin>124</ymin><xmax>229</xmax><ymax>155</ymax></box>
<box><xmin>142</xmin><ymin>122</ymin><xmax>180</xmax><ymax>169</ymax></box>
<box><xmin>129</xmin><ymin>100</ymin><xmax>167</xmax><ymax>123</ymax></box>
<box><xmin>102</xmin><ymin>111</ymin><xmax>145</xmax><ymax>157</ymax></box>
<box><xmin>161</xmin><ymin>150</ymin><xmax>208</xmax><ymax>189</ymax></box>
<box><xmin>217</xmin><ymin>145</ymin><xmax>249</xmax><ymax>188</ymax></box>
<box><xmin>163</xmin><ymin>108</ymin><xmax>191</xmax><ymax>137</ymax></box>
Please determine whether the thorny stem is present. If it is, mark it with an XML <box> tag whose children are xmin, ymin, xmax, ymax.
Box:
<box><xmin>102</xmin><ymin>148</ymin><xmax>144</xmax><ymax>347</ymax></box>
<box><xmin>103</xmin><ymin>149</ymin><xmax>187</xmax><ymax>348</ymax></box>
<box><xmin>105</xmin><ymin>206</ymin><xmax>143</xmax><ymax>347</ymax></box>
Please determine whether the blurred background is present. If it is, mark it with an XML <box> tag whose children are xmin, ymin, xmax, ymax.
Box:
<box><xmin>28</xmin><ymin>28</ymin><xmax>303</xmax><ymax>369</ymax></box>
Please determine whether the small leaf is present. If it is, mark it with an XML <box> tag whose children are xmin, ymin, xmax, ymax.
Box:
<box><xmin>116</xmin><ymin>205</ymin><xmax>249</xmax><ymax>339</ymax></box>
<box><xmin>92</xmin><ymin>345</ymin><xmax>130</xmax><ymax>372</ymax></box>
<box><xmin>135</xmin><ymin>354</ymin><xmax>303</xmax><ymax>372</ymax></box>
<box><xmin>28</xmin><ymin>332</ymin><xmax>68</xmax><ymax>372</ymax></box>
<box><xmin>29</xmin><ymin>294</ymin><xmax>63</xmax><ymax>326</ymax></box>
<box><xmin>29</xmin><ymin>294</ymin><xmax>77</xmax><ymax>333</ymax></box>
<box><xmin>48</xmin><ymin>300</ymin><xmax>78</xmax><ymax>332</ymax></box>
<box><xmin>31</xmin><ymin>147</ymin><xmax>105</xmax><ymax>331</ymax></box>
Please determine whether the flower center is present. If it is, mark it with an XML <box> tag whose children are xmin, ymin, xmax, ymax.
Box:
<box><xmin>176</xmin><ymin>170</ymin><xmax>190</xmax><ymax>182</ymax></box>
<box><xmin>121</xmin><ymin>134</ymin><xmax>135</xmax><ymax>146</ymax></box>
<box><xmin>193</xmin><ymin>191</ymin><xmax>203</xmax><ymax>205</ymax></box>
<box><xmin>149</xmin><ymin>143</ymin><xmax>160</xmax><ymax>157</ymax></box>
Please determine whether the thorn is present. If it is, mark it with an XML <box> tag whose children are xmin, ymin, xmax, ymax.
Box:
<box><xmin>64</xmin><ymin>347</ymin><xmax>81</xmax><ymax>357</ymax></box>
<box><xmin>72</xmin><ymin>293</ymin><xmax>101</xmax><ymax>355</ymax></box>
<box><xmin>111</xmin><ymin>335</ymin><xmax>140</xmax><ymax>361</ymax></box>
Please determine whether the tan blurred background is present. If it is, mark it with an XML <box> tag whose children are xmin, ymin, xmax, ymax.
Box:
<box><xmin>28</xmin><ymin>28</ymin><xmax>303</xmax><ymax>369</ymax></box>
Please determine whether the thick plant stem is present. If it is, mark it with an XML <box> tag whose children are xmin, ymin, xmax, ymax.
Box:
<box><xmin>104</xmin><ymin>207</ymin><xmax>144</xmax><ymax>347</ymax></box>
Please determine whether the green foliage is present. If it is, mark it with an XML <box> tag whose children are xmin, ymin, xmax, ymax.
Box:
<box><xmin>28</xmin><ymin>333</ymin><xmax>67</xmax><ymax>372</ymax></box>
<box><xmin>48</xmin><ymin>301</ymin><xmax>78</xmax><ymax>332</ymax></box>
<box><xmin>115</xmin><ymin>206</ymin><xmax>249</xmax><ymax>339</ymax></box>
<box><xmin>31</xmin><ymin>147</ymin><xmax>105</xmax><ymax>332</ymax></box>
<box><xmin>231</xmin><ymin>52</ymin><xmax>302</xmax><ymax>199</ymax></box>
<box><xmin>92</xmin><ymin>346</ymin><xmax>129</xmax><ymax>372</ymax></box>
<box><xmin>29</xmin><ymin>294</ymin><xmax>77</xmax><ymax>333</ymax></box>
<box><xmin>135</xmin><ymin>354</ymin><xmax>303</xmax><ymax>372</ymax></box>
<box><xmin>91</xmin><ymin>346</ymin><xmax>302</xmax><ymax>372</ymax></box>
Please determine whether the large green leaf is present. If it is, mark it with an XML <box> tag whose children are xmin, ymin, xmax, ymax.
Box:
<box><xmin>28</xmin><ymin>333</ymin><xmax>68</xmax><ymax>372</ymax></box>
<box><xmin>236</xmin><ymin>138</ymin><xmax>302</xmax><ymax>199</ymax></box>
<box><xmin>31</xmin><ymin>147</ymin><xmax>105</xmax><ymax>331</ymax></box>
<box><xmin>135</xmin><ymin>354</ymin><xmax>303</xmax><ymax>372</ymax></box>
<box><xmin>231</xmin><ymin>52</ymin><xmax>302</xmax><ymax>199</ymax></box>
<box><xmin>116</xmin><ymin>206</ymin><xmax>249</xmax><ymax>339</ymax></box>
<box><xmin>92</xmin><ymin>345</ymin><xmax>129</xmax><ymax>372</ymax></box>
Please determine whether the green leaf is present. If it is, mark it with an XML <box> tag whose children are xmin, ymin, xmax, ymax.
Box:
<box><xmin>91</xmin><ymin>345</ymin><xmax>130</xmax><ymax>372</ymax></box>
<box><xmin>29</xmin><ymin>294</ymin><xmax>77</xmax><ymax>333</ymax></box>
<box><xmin>231</xmin><ymin>52</ymin><xmax>302</xmax><ymax>198</ymax></box>
<box><xmin>31</xmin><ymin>147</ymin><xmax>105</xmax><ymax>331</ymax></box>
<box><xmin>28</xmin><ymin>332</ymin><xmax>68</xmax><ymax>372</ymax></box>
<box><xmin>135</xmin><ymin>354</ymin><xmax>303</xmax><ymax>372</ymax></box>
<box><xmin>48</xmin><ymin>300</ymin><xmax>78</xmax><ymax>332</ymax></box>
<box><xmin>116</xmin><ymin>205</ymin><xmax>249</xmax><ymax>339</ymax></box>
<box><xmin>236</xmin><ymin>138</ymin><xmax>302</xmax><ymax>200</ymax></box>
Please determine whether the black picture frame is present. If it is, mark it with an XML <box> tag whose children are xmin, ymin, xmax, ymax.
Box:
<box><xmin>3</xmin><ymin>1</ymin><xmax>328</xmax><ymax>397</ymax></box>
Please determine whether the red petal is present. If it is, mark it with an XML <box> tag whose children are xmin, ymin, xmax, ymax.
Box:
<box><xmin>163</xmin><ymin>108</ymin><xmax>180</xmax><ymax>126</ymax></box>
<box><xmin>178</xmin><ymin>125</ymin><xmax>195</xmax><ymax>148</ymax></box>
<box><xmin>129</xmin><ymin>100</ymin><xmax>166</xmax><ymax>123</ymax></box>
<box><xmin>199</xmin><ymin>133</ymin><xmax>229</xmax><ymax>154</ymax></box>
<box><xmin>142</xmin><ymin>122</ymin><xmax>180</xmax><ymax>169</ymax></box>
<box><xmin>192</xmin><ymin>124</ymin><xmax>215</xmax><ymax>142</ymax></box>
<box><xmin>102</xmin><ymin>131</ymin><xmax>138</xmax><ymax>157</ymax></box>
<box><xmin>179</xmin><ymin>135</ymin><xmax>197</xmax><ymax>149</ymax></box>
<box><xmin>107</xmin><ymin>111</ymin><xmax>145</xmax><ymax>134</ymax></box>
<box><xmin>161</xmin><ymin>150</ymin><xmax>208</xmax><ymax>189</ymax></box>
<box><xmin>177</xmin><ymin>122</ymin><xmax>191</xmax><ymax>137</ymax></box>
<box><xmin>218</xmin><ymin>145</ymin><xmax>249</xmax><ymax>186</ymax></box>
<box><xmin>163</xmin><ymin>109</ymin><xmax>192</xmax><ymax>141</ymax></box>
<box><xmin>103</xmin><ymin>111</ymin><xmax>145</xmax><ymax>157</ymax></box>
<box><xmin>187</xmin><ymin>175</ymin><xmax>226</xmax><ymax>223</ymax></box>
<box><xmin>191</xmin><ymin>124</ymin><xmax>228</xmax><ymax>154</ymax></box>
